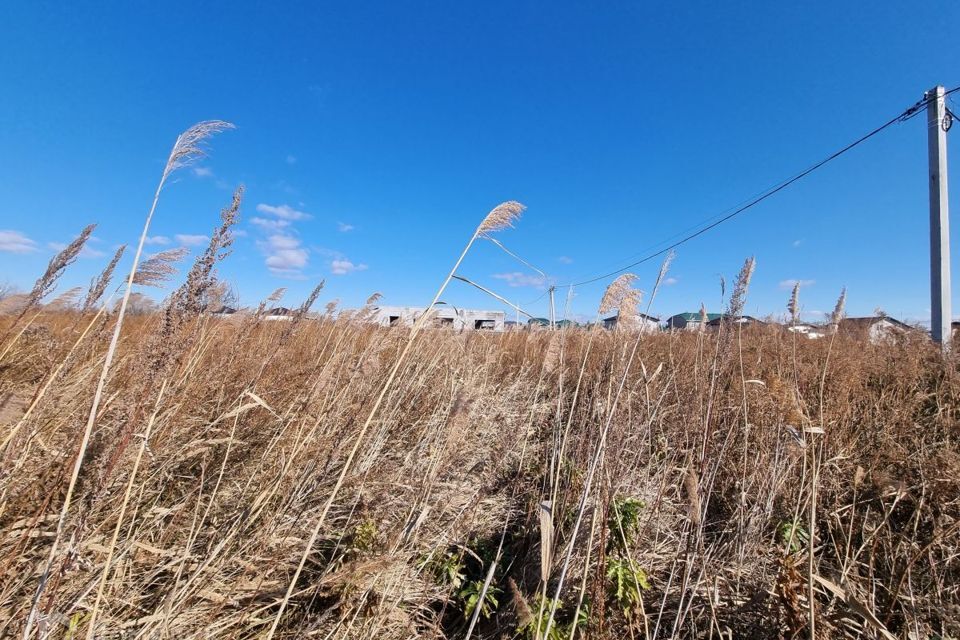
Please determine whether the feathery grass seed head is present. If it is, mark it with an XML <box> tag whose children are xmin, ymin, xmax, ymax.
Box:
<box><xmin>163</xmin><ymin>120</ymin><xmax>235</xmax><ymax>182</ymax></box>
<box><xmin>83</xmin><ymin>245</ymin><xmax>126</xmax><ymax>313</ymax></box>
<box><xmin>478</xmin><ymin>201</ymin><xmax>525</xmax><ymax>234</ymax></box>
<box><xmin>133</xmin><ymin>247</ymin><xmax>189</xmax><ymax>287</ymax></box>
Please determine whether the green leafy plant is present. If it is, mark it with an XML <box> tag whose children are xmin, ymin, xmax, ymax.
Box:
<box><xmin>608</xmin><ymin>496</ymin><xmax>645</xmax><ymax>550</ymax></box>
<box><xmin>421</xmin><ymin>550</ymin><xmax>466</xmax><ymax>589</ymax></box>
<box><xmin>606</xmin><ymin>557</ymin><xmax>649</xmax><ymax>619</ymax></box>
<box><xmin>778</xmin><ymin>519</ymin><xmax>809</xmax><ymax>554</ymax></box>
<box><xmin>459</xmin><ymin>579</ymin><xmax>500</xmax><ymax>620</ymax></box>
<box><xmin>517</xmin><ymin>594</ymin><xmax>586</xmax><ymax>640</ymax></box>
<box><xmin>349</xmin><ymin>520</ymin><xmax>378</xmax><ymax>554</ymax></box>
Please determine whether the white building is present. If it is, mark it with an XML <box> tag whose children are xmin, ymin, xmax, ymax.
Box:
<box><xmin>602</xmin><ymin>312</ymin><xmax>660</xmax><ymax>333</ymax></box>
<box><xmin>787</xmin><ymin>323</ymin><xmax>824</xmax><ymax>339</ymax></box>
<box><xmin>839</xmin><ymin>316</ymin><xmax>916</xmax><ymax>344</ymax></box>
<box><xmin>369</xmin><ymin>305</ymin><xmax>505</xmax><ymax>332</ymax></box>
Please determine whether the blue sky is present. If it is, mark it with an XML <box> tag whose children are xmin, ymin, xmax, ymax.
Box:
<box><xmin>1</xmin><ymin>2</ymin><xmax>958</xmax><ymax>323</ymax></box>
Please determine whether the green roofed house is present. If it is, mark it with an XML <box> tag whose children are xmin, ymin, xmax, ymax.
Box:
<box><xmin>664</xmin><ymin>312</ymin><xmax>723</xmax><ymax>331</ymax></box>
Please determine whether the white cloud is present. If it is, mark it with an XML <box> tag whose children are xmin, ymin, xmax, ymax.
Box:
<box><xmin>493</xmin><ymin>272</ymin><xmax>548</xmax><ymax>289</ymax></box>
<box><xmin>175</xmin><ymin>234</ymin><xmax>209</xmax><ymax>247</ymax></box>
<box><xmin>256</xmin><ymin>203</ymin><xmax>311</xmax><ymax>221</ymax></box>
<box><xmin>251</xmin><ymin>217</ymin><xmax>291</xmax><ymax>231</ymax></box>
<box><xmin>145</xmin><ymin>235</ymin><xmax>171</xmax><ymax>245</ymax></box>
<box><xmin>260</xmin><ymin>234</ymin><xmax>309</xmax><ymax>276</ymax></box>
<box><xmin>792</xmin><ymin>239</ymin><xmax>803</xmax><ymax>247</ymax></box>
<box><xmin>286</xmin><ymin>154</ymin><xmax>297</xmax><ymax>165</ymax></box>
<box><xmin>331</xmin><ymin>258</ymin><xmax>368</xmax><ymax>275</ymax></box>
<box><xmin>337</xmin><ymin>222</ymin><xmax>354</xmax><ymax>232</ymax></box>
<box><xmin>0</xmin><ymin>230</ymin><xmax>38</xmax><ymax>254</ymax></box>
<box><xmin>664</xmin><ymin>277</ymin><xmax>679</xmax><ymax>285</ymax></box>
<box><xmin>232</xmin><ymin>228</ymin><xmax>248</xmax><ymax>237</ymax></box>
<box><xmin>192</xmin><ymin>166</ymin><xmax>214</xmax><ymax>178</ymax></box>
<box><xmin>557</xmin><ymin>256</ymin><xmax>573</xmax><ymax>264</ymax></box>
<box><xmin>47</xmin><ymin>241</ymin><xmax>105</xmax><ymax>258</ymax></box>
<box><xmin>779</xmin><ymin>278</ymin><xmax>815</xmax><ymax>290</ymax></box>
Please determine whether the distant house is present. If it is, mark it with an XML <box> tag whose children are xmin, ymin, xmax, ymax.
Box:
<box><xmin>369</xmin><ymin>305</ymin><xmax>505</xmax><ymax>332</ymax></box>
<box><xmin>839</xmin><ymin>316</ymin><xmax>916</xmax><ymax>344</ymax></box>
<box><xmin>787</xmin><ymin>323</ymin><xmax>824</xmax><ymax>339</ymax></box>
<box><xmin>265</xmin><ymin>306</ymin><xmax>293</xmax><ymax>321</ymax></box>
<box><xmin>665</xmin><ymin>312</ymin><xmax>723</xmax><ymax>331</ymax></box>
<box><xmin>705</xmin><ymin>315</ymin><xmax>765</xmax><ymax>329</ymax></box>
<box><xmin>602</xmin><ymin>312</ymin><xmax>660</xmax><ymax>333</ymax></box>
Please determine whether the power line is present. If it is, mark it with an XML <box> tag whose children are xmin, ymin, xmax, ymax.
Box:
<box><xmin>561</xmin><ymin>86</ymin><xmax>960</xmax><ymax>288</ymax></box>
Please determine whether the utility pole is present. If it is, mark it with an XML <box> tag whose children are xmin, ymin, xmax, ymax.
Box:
<box><xmin>927</xmin><ymin>86</ymin><xmax>952</xmax><ymax>349</ymax></box>
<box><xmin>548</xmin><ymin>286</ymin><xmax>556</xmax><ymax>330</ymax></box>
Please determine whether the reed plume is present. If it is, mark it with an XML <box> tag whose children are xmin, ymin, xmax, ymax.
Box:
<box><xmin>787</xmin><ymin>281</ymin><xmax>800</xmax><ymax>326</ymax></box>
<box><xmin>133</xmin><ymin>247</ymin><xmax>189</xmax><ymax>287</ymax></box>
<box><xmin>599</xmin><ymin>274</ymin><xmax>638</xmax><ymax>315</ymax></box>
<box><xmin>82</xmin><ymin>245</ymin><xmax>125</xmax><ymax>312</ymax></box>
<box><xmin>478</xmin><ymin>201</ymin><xmax>525</xmax><ymax>234</ymax></box>
<box><xmin>162</xmin><ymin>120</ymin><xmax>235</xmax><ymax>182</ymax></box>
<box><xmin>829</xmin><ymin>287</ymin><xmax>847</xmax><ymax>331</ymax></box>
<box><xmin>174</xmin><ymin>186</ymin><xmax>242</xmax><ymax>314</ymax></box>
<box><xmin>21</xmin><ymin>224</ymin><xmax>95</xmax><ymax>317</ymax></box>
<box><xmin>726</xmin><ymin>256</ymin><xmax>755</xmax><ymax>318</ymax></box>
<box><xmin>616</xmin><ymin>288</ymin><xmax>643</xmax><ymax>330</ymax></box>
<box><xmin>296</xmin><ymin>282</ymin><xmax>324</xmax><ymax>318</ymax></box>
<box><xmin>646</xmin><ymin>250</ymin><xmax>675</xmax><ymax>312</ymax></box>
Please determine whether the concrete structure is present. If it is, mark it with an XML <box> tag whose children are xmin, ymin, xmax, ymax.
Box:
<box><xmin>602</xmin><ymin>312</ymin><xmax>660</xmax><ymax>333</ymax></box>
<box><xmin>370</xmin><ymin>305</ymin><xmax>505</xmax><ymax>332</ymax></box>
<box><xmin>839</xmin><ymin>316</ymin><xmax>916</xmax><ymax>344</ymax></box>
<box><xmin>665</xmin><ymin>312</ymin><xmax>722</xmax><ymax>331</ymax></box>
<box><xmin>927</xmin><ymin>86</ymin><xmax>951</xmax><ymax>349</ymax></box>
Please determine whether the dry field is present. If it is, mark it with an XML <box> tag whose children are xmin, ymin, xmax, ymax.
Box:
<box><xmin>1</xmin><ymin>295</ymin><xmax>959</xmax><ymax>639</ymax></box>
<box><xmin>1</xmin><ymin>123</ymin><xmax>959</xmax><ymax>639</ymax></box>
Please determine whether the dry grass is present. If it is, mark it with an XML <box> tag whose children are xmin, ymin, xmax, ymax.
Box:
<box><xmin>0</xmin><ymin>293</ymin><xmax>958</xmax><ymax>639</ymax></box>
